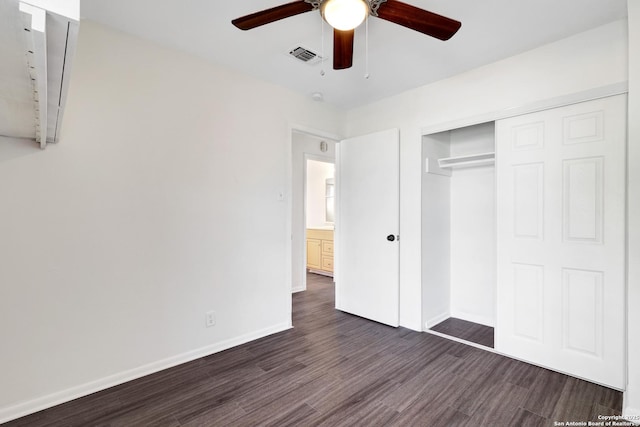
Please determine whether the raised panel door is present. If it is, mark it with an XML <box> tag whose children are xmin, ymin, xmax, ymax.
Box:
<box><xmin>306</xmin><ymin>238</ymin><xmax>322</xmax><ymax>270</ymax></box>
<box><xmin>496</xmin><ymin>94</ymin><xmax>626</xmax><ymax>389</ymax></box>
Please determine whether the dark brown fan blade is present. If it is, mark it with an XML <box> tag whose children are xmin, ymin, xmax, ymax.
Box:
<box><xmin>232</xmin><ymin>1</ymin><xmax>314</xmax><ymax>30</ymax></box>
<box><xmin>376</xmin><ymin>0</ymin><xmax>461</xmax><ymax>40</ymax></box>
<box><xmin>333</xmin><ymin>29</ymin><xmax>354</xmax><ymax>70</ymax></box>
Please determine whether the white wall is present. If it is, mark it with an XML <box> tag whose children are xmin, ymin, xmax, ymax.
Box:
<box><xmin>346</xmin><ymin>19</ymin><xmax>628</xmax><ymax>331</ymax></box>
<box><xmin>306</xmin><ymin>160</ymin><xmax>334</xmax><ymax>228</ymax></box>
<box><xmin>449</xmin><ymin>124</ymin><xmax>495</xmax><ymax>327</ymax></box>
<box><xmin>421</xmin><ymin>132</ymin><xmax>451</xmax><ymax>327</ymax></box>
<box><xmin>291</xmin><ymin>133</ymin><xmax>336</xmax><ymax>292</ymax></box>
<box><xmin>0</xmin><ymin>21</ymin><xmax>341</xmax><ymax>422</ymax></box>
<box><xmin>625</xmin><ymin>1</ymin><xmax>640</xmax><ymax>420</ymax></box>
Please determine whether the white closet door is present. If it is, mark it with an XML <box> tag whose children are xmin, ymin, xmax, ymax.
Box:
<box><xmin>496</xmin><ymin>95</ymin><xmax>626</xmax><ymax>389</ymax></box>
<box><xmin>335</xmin><ymin>128</ymin><xmax>400</xmax><ymax>327</ymax></box>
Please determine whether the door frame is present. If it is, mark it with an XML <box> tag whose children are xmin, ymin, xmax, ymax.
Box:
<box><xmin>286</xmin><ymin>124</ymin><xmax>342</xmax><ymax>328</ymax></box>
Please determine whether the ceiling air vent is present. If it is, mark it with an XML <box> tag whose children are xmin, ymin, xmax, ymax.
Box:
<box><xmin>288</xmin><ymin>46</ymin><xmax>322</xmax><ymax>65</ymax></box>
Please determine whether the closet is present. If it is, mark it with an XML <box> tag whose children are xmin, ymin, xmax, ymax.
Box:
<box><xmin>421</xmin><ymin>94</ymin><xmax>627</xmax><ymax>390</ymax></box>
<box><xmin>422</xmin><ymin>122</ymin><xmax>497</xmax><ymax>347</ymax></box>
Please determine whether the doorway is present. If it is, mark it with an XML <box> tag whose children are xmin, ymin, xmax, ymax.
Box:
<box><xmin>304</xmin><ymin>157</ymin><xmax>335</xmax><ymax>279</ymax></box>
<box><xmin>291</xmin><ymin>131</ymin><xmax>336</xmax><ymax>294</ymax></box>
<box><xmin>289</xmin><ymin>127</ymin><xmax>401</xmax><ymax>331</ymax></box>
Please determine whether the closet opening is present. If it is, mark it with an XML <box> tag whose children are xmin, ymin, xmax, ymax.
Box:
<box><xmin>421</xmin><ymin>121</ymin><xmax>496</xmax><ymax>349</ymax></box>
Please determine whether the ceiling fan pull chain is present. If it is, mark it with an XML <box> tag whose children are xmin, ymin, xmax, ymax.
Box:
<box><xmin>320</xmin><ymin>17</ymin><xmax>326</xmax><ymax>76</ymax></box>
<box><xmin>364</xmin><ymin>16</ymin><xmax>370</xmax><ymax>79</ymax></box>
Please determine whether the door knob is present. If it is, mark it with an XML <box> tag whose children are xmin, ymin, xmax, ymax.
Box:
<box><xmin>387</xmin><ymin>234</ymin><xmax>395</xmax><ymax>242</ymax></box>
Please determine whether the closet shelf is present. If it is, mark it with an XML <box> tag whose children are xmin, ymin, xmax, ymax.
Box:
<box><xmin>438</xmin><ymin>152</ymin><xmax>495</xmax><ymax>169</ymax></box>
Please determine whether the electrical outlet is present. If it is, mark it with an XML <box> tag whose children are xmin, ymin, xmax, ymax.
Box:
<box><xmin>205</xmin><ymin>311</ymin><xmax>216</xmax><ymax>327</ymax></box>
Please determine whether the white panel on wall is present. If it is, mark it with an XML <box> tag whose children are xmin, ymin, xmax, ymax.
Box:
<box><xmin>562</xmin><ymin>268</ymin><xmax>603</xmax><ymax>358</ymax></box>
<box><xmin>421</xmin><ymin>133</ymin><xmax>452</xmax><ymax>327</ymax></box>
<box><xmin>563</xmin><ymin>157</ymin><xmax>604</xmax><ymax>243</ymax></box>
<box><xmin>563</xmin><ymin>111</ymin><xmax>604</xmax><ymax>145</ymax></box>
<box><xmin>626</xmin><ymin>1</ymin><xmax>640</xmax><ymax>418</ymax></box>
<box><xmin>513</xmin><ymin>163</ymin><xmax>544</xmax><ymax>240</ymax></box>
<box><xmin>513</xmin><ymin>263</ymin><xmax>544</xmax><ymax>343</ymax></box>
<box><xmin>512</xmin><ymin>122</ymin><xmax>545</xmax><ymax>151</ymax></box>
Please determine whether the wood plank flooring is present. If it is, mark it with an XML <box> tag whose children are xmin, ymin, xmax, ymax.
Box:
<box><xmin>430</xmin><ymin>317</ymin><xmax>495</xmax><ymax>348</ymax></box>
<box><xmin>6</xmin><ymin>273</ymin><xmax>622</xmax><ymax>426</ymax></box>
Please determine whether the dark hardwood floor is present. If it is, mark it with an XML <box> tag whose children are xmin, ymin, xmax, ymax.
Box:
<box><xmin>6</xmin><ymin>273</ymin><xmax>622</xmax><ymax>426</ymax></box>
<box><xmin>430</xmin><ymin>317</ymin><xmax>495</xmax><ymax>348</ymax></box>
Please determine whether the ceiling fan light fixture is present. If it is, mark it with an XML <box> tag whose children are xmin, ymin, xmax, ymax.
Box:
<box><xmin>321</xmin><ymin>0</ymin><xmax>370</xmax><ymax>31</ymax></box>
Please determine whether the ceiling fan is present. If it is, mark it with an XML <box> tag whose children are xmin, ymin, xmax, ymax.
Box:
<box><xmin>232</xmin><ymin>0</ymin><xmax>462</xmax><ymax>70</ymax></box>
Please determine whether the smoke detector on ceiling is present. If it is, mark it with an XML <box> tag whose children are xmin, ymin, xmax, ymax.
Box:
<box><xmin>288</xmin><ymin>46</ymin><xmax>323</xmax><ymax>65</ymax></box>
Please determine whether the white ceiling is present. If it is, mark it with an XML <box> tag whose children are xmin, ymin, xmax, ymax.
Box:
<box><xmin>58</xmin><ymin>1</ymin><xmax>632</xmax><ymax>109</ymax></box>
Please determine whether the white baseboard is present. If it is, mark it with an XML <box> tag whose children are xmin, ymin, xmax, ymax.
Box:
<box><xmin>424</xmin><ymin>311</ymin><xmax>450</xmax><ymax>330</ymax></box>
<box><xmin>0</xmin><ymin>322</ymin><xmax>291</xmax><ymax>424</ymax></box>
<box><xmin>624</xmin><ymin>391</ymin><xmax>640</xmax><ymax>425</ymax></box>
<box><xmin>292</xmin><ymin>286</ymin><xmax>306</xmax><ymax>293</ymax></box>
<box><xmin>399</xmin><ymin>317</ymin><xmax>422</xmax><ymax>332</ymax></box>
<box><xmin>623</xmin><ymin>408</ymin><xmax>640</xmax><ymax>426</ymax></box>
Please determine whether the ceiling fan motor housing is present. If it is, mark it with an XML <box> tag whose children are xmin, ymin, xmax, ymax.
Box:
<box><xmin>304</xmin><ymin>0</ymin><xmax>388</xmax><ymax>17</ymax></box>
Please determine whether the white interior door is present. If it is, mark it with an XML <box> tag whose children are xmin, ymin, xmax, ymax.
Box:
<box><xmin>335</xmin><ymin>128</ymin><xmax>400</xmax><ymax>327</ymax></box>
<box><xmin>496</xmin><ymin>94</ymin><xmax>626</xmax><ymax>389</ymax></box>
